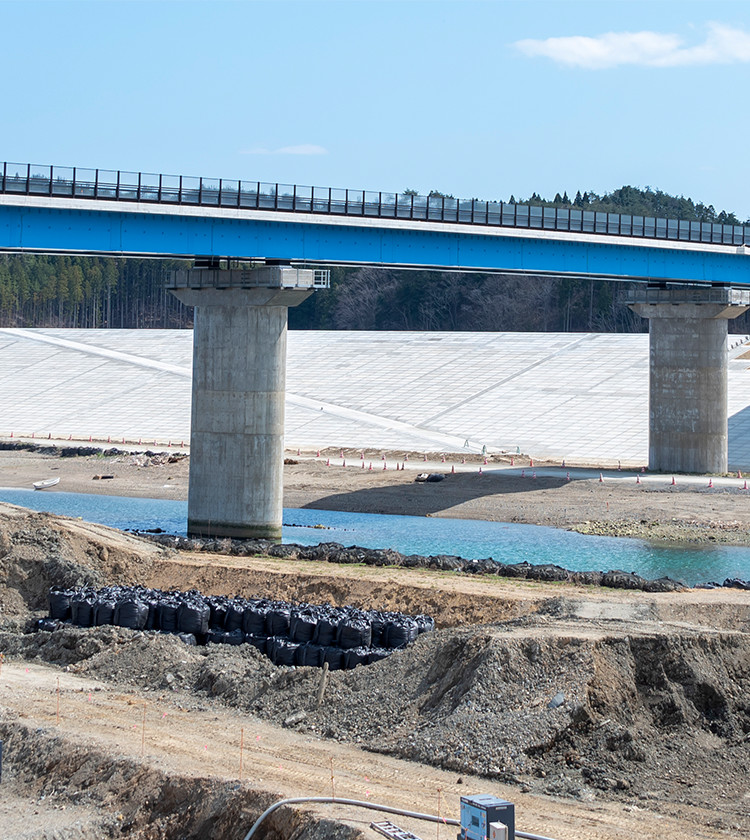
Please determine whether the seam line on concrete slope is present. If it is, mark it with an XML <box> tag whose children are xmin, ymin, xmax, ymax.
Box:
<box><xmin>0</xmin><ymin>328</ymin><xmax>484</xmax><ymax>452</ymax></box>
<box><xmin>286</xmin><ymin>393</ymin><xmax>486</xmax><ymax>452</ymax></box>
<box><xmin>423</xmin><ymin>333</ymin><xmax>600</xmax><ymax>425</ymax></box>
<box><xmin>0</xmin><ymin>328</ymin><xmax>191</xmax><ymax>377</ymax></box>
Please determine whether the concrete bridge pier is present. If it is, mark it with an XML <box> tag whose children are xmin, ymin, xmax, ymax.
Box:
<box><xmin>628</xmin><ymin>287</ymin><xmax>750</xmax><ymax>474</ymax></box>
<box><xmin>170</xmin><ymin>267</ymin><xmax>317</xmax><ymax>539</ymax></box>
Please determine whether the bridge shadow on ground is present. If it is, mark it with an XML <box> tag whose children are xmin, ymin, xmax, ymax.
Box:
<box><xmin>299</xmin><ymin>471</ymin><xmax>570</xmax><ymax>518</ymax></box>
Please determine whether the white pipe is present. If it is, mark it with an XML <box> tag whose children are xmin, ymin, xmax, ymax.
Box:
<box><xmin>240</xmin><ymin>795</ymin><xmax>558</xmax><ymax>840</ymax></box>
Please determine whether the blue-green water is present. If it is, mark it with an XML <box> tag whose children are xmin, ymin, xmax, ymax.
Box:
<box><xmin>1</xmin><ymin>487</ymin><xmax>749</xmax><ymax>586</ymax></box>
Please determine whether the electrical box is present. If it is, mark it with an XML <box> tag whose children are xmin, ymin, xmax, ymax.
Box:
<box><xmin>458</xmin><ymin>795</ymin><xmax>515</xmax><ymax>840</ymax></box>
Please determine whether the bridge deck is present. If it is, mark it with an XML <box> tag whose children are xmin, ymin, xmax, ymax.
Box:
<box><xmin>2</xmin><ymin>161</ymin><xmax>749</xmax><ymax>249</ymax></box>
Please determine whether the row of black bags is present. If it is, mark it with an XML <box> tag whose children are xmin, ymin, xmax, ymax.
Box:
<box><xmin>48</xmin><ymin>585</ymin><xmax>434</xmax><ymax>669</ymax></box>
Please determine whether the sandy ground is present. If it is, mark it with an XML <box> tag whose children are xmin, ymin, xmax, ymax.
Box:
<box><xmin>3</xmin><ymin>446</ymin><xmax>750</xmax><ymax>545</ymax></box>
<box><xmin>1</xmin><ymin>660</ymin><xmax>743</xmax><ymax>840</ymax></box>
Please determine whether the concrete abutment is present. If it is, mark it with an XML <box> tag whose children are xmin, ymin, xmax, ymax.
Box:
<box><xmin>628</xmin><ymin>287</ymin><xmax>750</xmax><ymax>474</ymax></box>
<box><xmin>170</xmin><ymin>269</ymin><xmax>315</xmax><ymax>539</ymax></box>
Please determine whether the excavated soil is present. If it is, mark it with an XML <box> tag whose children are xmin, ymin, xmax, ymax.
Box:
<box><xmin>1</xmin><ymin>504</ymin><xmax>749</xmax><ymax>839</ymax></box>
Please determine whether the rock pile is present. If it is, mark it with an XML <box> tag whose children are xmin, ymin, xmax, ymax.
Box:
<box><xmin>136</xmin><ymin>533</ymin><xmax>690</xmax><ymax>592</ymax></box>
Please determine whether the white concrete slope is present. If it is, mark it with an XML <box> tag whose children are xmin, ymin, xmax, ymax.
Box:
<box><xmin>2</xmin><ymin>328</ymin><xmax>750</xmax><ymax>467</ymax></box>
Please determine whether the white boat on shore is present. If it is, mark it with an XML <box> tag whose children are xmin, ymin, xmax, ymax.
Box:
<box><xmin>33</xmin><ymin>477</ymin><xmax>60</xmax><ymax>490</ymax></box>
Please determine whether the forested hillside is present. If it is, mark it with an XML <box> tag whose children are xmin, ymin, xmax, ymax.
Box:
<box><xmin>1</xmin><ymin>185</ymin><xmax>747</xmax><ymax>333</ymax></box>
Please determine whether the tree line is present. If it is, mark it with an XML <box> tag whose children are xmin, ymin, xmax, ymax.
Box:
<box><xmin>1</xmin><ymin>185</ymin><xmax>747</xmax><ymax>333</ymax></box>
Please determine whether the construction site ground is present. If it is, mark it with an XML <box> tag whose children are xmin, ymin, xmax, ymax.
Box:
<box><xmin>0</xmin><ymin>494</ymin><xmax>749</xmax><ymax>840</ymax></box>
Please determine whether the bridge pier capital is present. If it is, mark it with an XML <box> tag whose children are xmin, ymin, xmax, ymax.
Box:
<box><xmin>627</xmin><ymin>286</ymin><xmax>750</xmax><ymax>474</ymax></box>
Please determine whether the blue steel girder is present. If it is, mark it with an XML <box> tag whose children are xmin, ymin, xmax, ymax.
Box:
<box><xmin>1</xmin><ymin>196</ymin><xmax>749</xmax><ymax>285</ymax></box>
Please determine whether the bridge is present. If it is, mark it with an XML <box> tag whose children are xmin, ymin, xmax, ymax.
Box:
<box><xmin>1</xmin><ymin>162</ymin><xmax>749</xmax><ymax>538</ymax></box>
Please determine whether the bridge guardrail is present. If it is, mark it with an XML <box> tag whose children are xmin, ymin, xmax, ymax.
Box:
<box><xmin>2</xmin><ymin>161</ymin><xmax>749</xmax><ymax>248</ymax></box>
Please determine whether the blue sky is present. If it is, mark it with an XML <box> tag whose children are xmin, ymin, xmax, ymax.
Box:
<box><xmin>4</xmin><ymin>0</ymin><xmax>750</xmax><ymax>218</ymax></box>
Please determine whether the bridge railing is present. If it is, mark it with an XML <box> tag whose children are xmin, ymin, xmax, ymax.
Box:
<box><xmin>3</xmin><ymin>161</ymin><xmax>749</xmax><ymax>247</ymax></box>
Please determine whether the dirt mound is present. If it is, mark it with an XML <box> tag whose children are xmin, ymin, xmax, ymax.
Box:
<box><xmin>0</xmin><ymin>503</ymin><xmax>164</xmax><ymax>616</ymax></box>
<box><xmin>4</xmin><ymin>618</ymin><xmax>749</xmax><ymax>833</ymax></box>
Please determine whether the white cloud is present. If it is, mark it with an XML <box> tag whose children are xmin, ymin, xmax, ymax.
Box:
<box><xmin>514</xmin><ymin>22</ymin><xmax>750</xmax><ymax>69</ymax></box>
<box><xmin>240</xmin><ymin>144</ymin><xmax>328</xmax><ymax>156</ymax></box>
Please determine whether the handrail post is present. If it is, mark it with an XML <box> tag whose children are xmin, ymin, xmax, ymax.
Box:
<box><xmin>94</xmin><ymin>168</ymin><xmax>99</xmax><ymax>198</ymax></box>
<box><xmin>158</xmin><ymin>173</ymin><xmax>163</xmax><ymax>202</ymax></box>
<box><xmin>25</xmin><ymin>163</ymin><xmax>30</xmax><ymax>194</ymax></box>
<box><xmin>218</xmin><ymin>178</ymin><xmax>222</xmax><ymax>205</ymax></box>
<box><xmin>178</xmin><ymin>175</ymin><xmax>183</xmax><ymax>204</ymax></box>
<box><xmin>48</xmin><ymin>165</ymin><xmax>53</xmax><ymax>196</ymax></box>
<box><xmin>71</xmin><ymin>167</ymin><xmax>76</xmax><ymax>197</ymax></box>
<box><xmin>116</xmin><ymin>169</ymin><xmax>120</xmax><ymax>200</ymax></box>
<box><xmin>198</xmin><ymin>177</ymin><xmax>203</xmax><ymax>205</ymax></box>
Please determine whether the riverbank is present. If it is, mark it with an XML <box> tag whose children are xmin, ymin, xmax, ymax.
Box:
<box><xmin>1</xmin><ymin>504</ymin><xmax>749</xmax><ymax>840</ymax></box>
<box><xmin>4</xmin><ymin>445</ymin><xmax>750</xmax><ymax>546</ymax></box>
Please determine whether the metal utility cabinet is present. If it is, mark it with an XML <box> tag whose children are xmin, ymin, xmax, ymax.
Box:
<box><xmin>458</xmin><ymin>795</ymin><xmax>515</xmax><ymax>840</ymax></box>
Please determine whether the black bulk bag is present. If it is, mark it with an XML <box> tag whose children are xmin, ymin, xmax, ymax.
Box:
<box><xmin>242</xmin><ymin>606</ymin><xmax>267</xmax><ymax>637</ymax></box>
<box><xmin>384</xmin><ymin>619</ymin><xmax>418</xmax><ymax>649</ymax></box>
<box><xmin>209</xmin><ymin>602</ymin><xmax>228</xmax><ymax>630</ymax></box>
<box><xmin>49</xmin><ymin>588</ymin><xmax>72</xmax><ymax>621</ymax></box>
<box><xmin>343</xmin><ymin>647</ymin><xmax>369</xmax><ymax>670</ymax></box>
<box><xmin>206</xmin><ymin>628</ymin><xmax>226</xmax><ymax>645</ymax></box>
<box><xmin>415</xmin><ymin>615</ymin><xmax>436</xmax><ymax>634</ymax></box>
<box><xmin>365</xmin><ymin>648</ymin><xmax>391</xmax><ymax>664</ymax></box>
<box><xmin>114</xmin><ymin>598</ymin><xmax>149</xmax><ymax>630</ymax></box>
<box><xmin>71</xmin><ymin>596</ymin><xmax>95</xmax><ymax>628</ymax></box>
<box><xmin>321</xmin><ymin>646</ymin><xmax>344</xmax><ymax>671</ymax></box>
<box><xmin>313</xmin><ymin>618</ymin><xmax>337</xmax><ymax>647</ymax></box>
<box><xmin>337</xmin><ymin>619</ymin><xmax>372</xmax><ymax>650</ymax></box>
<box><xmin>36</xmin><ymin>617</ymin><xmax>63</xmax><ymax>632</ymax></box>
<box><xmin>177</xmin><ymin>632</ymin><xmax>197</xmax><ymax>646</ymax></box>
<box><xmin>295</xmin><ymin>644</ymin><xmax>324</xmax><ymax>667</ymax></box>
<box><xmin>245</xmin><ymin>634</ymin><xmax>268</xmax><ymax>654</ymax></box>
<box><xmin>265</xmin><ymin>608</ymin><xmax>291</xmax><ymax>638</ymax></box>
<box><xmin>224</xmin><ymin>603</ymin><xmax>245</xmax><ymax>633</ymax></box>
<box><xmin>290</xmin><ymin>613</ymin><xmax>317</xmax><ymax>644</ymax></box>
<box><xmin>268</xmin><ymin>638</ymin><xmax>298</xmax><ymax>666</ymax></box>
<box><xmin>157</xmin><ymin>602</ymin><xmax>179</xmax><ymax>633</ymax></box>
<box><xmin>178</xmin><ymin>601</ymin><xmax>210</xmax><ymax>635</ymax></box>
<box><xmin>145</xmin><ymin>600</ymin><xmax>159</xmax><ymax>630</ymax></box>
<box><xmin>94</xmin><ymin>600</ymin><xmax>116</xmax><ymax>626</ymax></box>
<box><xmin>223</xmin><ymin>628</ymin><xmax>245</xmax><ymax>646</ymax></box>
<box><xmin>370</xmin><ymin>618</ymin><xmax>386</xmax><ymax>647</ymax></box>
